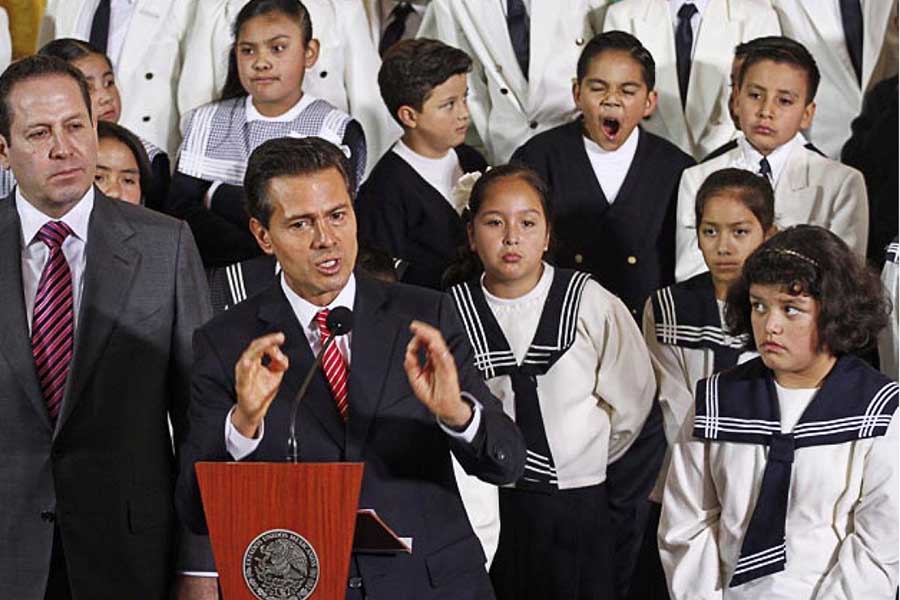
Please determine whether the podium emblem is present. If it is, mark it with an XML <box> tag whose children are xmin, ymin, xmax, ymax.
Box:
<box><xmin>243</xmin><ymin>529</ymin><xmax>320</xmax><ymax>599</ymax></box>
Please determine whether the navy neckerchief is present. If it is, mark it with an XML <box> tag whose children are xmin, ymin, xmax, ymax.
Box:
<box><xmin>693</xmin><ymin>355</ymin><xmax>898</xmax><ymax>587</ymax></box>
<box><xmin>652</xmin><ymin>271</ymin><xmax>749</xmax><ymax>372</ymax></box>
<box><xmin>450</xmin><ymin>268</ymin><xmax>592</xmax><ymax>491</ymax></box>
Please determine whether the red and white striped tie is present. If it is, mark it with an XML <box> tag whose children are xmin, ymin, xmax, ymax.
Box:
<box><xmin>31</xmin><ymin>221</ymin><xmax>74</xmax><ymax>423</ymax></box>
<box><xmin>315</xmin><ymin>309</ymin><xmax>349</xmax><ymax>421</ymax></box>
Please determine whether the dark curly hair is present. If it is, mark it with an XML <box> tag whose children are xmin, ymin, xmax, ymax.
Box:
<box><xmin>378</xmin><ymin>38</ymin><xmax>472</xmax><ymax>126</ymax></box>
<box><xmin>442</xmin><ymin>163</ymin><xmax>553</xmax><ymax>289</ymax></box>
<box><xmin>725</xmin><ymin>225</ymin><xmax>889</xmax><ymax>354</ymax></box>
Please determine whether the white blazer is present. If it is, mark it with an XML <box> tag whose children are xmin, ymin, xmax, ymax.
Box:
<box><xmin>0</xmin><ymin>8</ymin><xmax>10</xmax><ymax>73</ymax></box>
<box><xmin>419</xmin><ymin>0</ymin><xmax>609</xmax><ymax>164</ymax></box>
<box><xmin>604</xmin><ymin>0</ymin><xmax>780</xmax><ymax>161</ymax></box>
<box><xmin>771</xmin><ymin>0</ymin><xmax>898</xmax><ymax>159</ymax></box>
<box><xmin>176</xmin><ymin>0</ymin><xmax>399</xmax><ymax>174</ymax></box>
<box><xmin>39</xmin><ymin>0</ymin><xmax>197</xmax><ymax>157</ymax></box>
<box><xmin>674</xmin><ymin>142</ymin><xmax>869</xmax><ymax>281</ymax></box>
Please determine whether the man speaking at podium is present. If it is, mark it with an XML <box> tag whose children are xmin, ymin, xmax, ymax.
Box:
<box><xmin>176</xmin><ymin>136</ymin><xmax>526</xmax><ymax>598</ymax></box>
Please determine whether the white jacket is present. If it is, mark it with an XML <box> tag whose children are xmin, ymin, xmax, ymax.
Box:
<box><xmin>39</xmin><ymin>0</ymin><xmax>197</xmax><ymax>156</ymax></box>
<box><xmin>419</xmin><ymin>0</ymin><xmax>609</xmax><ymax>164</ymax></box>
<box><xmin>603</xmin><ymin>0</ymin><xmax>781</xmax><ymax>160</ymax></box>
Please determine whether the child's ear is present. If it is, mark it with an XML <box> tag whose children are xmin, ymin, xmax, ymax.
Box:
<box><xmin>764</xmin><ymin>224</ymin><xmax>778</xmax><ymax>241</ymax></box>
<box><xmin>571</xmin><ymin>79</ymin><xmax>582</xmax><ymax>107</ymax></box>
<box><xmin>303</xmin><ymin>38</ymin><xmax>320</xmax><ymax>69</ymax></box>
<box><xmin>0</xmin><ymin>135</ymin><xmax>10</xmax><ymax>170</ymax></box>
<box><xmin>467</xmin><ymin>222</ymin><xmax>477</xmax><ymax>252</ymax></box>
<box><xmin>397</xmin><ymin>105</ymin><xmax>418</xmax><ymax>129</ymax></box>
<box><xmin>800</xmin><ymin>100</ymin><xmax>816</xmax><ymax>130</ymax></box>
<box><xmin>643</xmin><ymin>89</ymin><xmax>658</xmax><ymax>118</ymax></box>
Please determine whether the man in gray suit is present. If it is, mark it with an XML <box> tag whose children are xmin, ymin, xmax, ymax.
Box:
<box><xmin>0</xmin><ymin>55</ymin><xmax>212</xmax><ymax>599</ymax></box>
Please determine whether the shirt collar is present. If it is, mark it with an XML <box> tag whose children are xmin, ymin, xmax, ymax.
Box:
<box><xmin>245</xmin><ymin>93</ymin><xmax>315</xmax><ymax>123</ymax></box>
<box><xmin>737</xmin><ymin>131</ymin><xmax>805</xmax><ymax>185</ymax></box>
<box><xmin>16</xmin><ymin>185</ymin><xmax>94</xmax><ymax>248</ymax></box>
<box><xmin>583</xmin><ymin>125</ymin><xmax>640</xmax><ymax>158</ymax></box>
<box><xmin>280</xmin><ymin>271</ymin><xmax>357</xmax><ymax>330</ymax></box>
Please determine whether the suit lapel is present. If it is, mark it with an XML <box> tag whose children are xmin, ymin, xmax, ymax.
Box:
<box><xmin>775</xmin><ymin>148</ymin><xmax>817</xmax><ymax>228</ymax></box>
<box><xmin>686</xmin><ymin>0</ymin><xmax>734</xmax><ymax>143</ymax></box>
<box><xmin>862</xmin><ymin>0</ymin><xmax>894</xmax><ymax>89</ymax></box>
<box><xmin>257</xmin><ymin>283</ymin><xmax>347</xmax><ymax>451</ymax></box>
<box><xmin>527</xmin><ymin>0</ymin><xmax>557</xmax><ymax>105</ymax></box>
<box><xmin>346</xmin><ymin>277</ymin><xmax>401</xmax><ymax>461</ymax></box>
<box><xmin>0</xmin><ymin>195</ymin><xmax>52</xmax><ymax>431</ymax></box>
<box><xmin>636</xmin><ymin>0</ymin><xmax>689</xmax><ymax>148</ymax></box>
<box><xmin>798</xmin><ymin>0</ymin><xmax>859</xmax><ymax>93</ymax></box>
<box><xmin>464</xmin><ymin>1</ymin><xmax>528</xmax><ymax>108</ymax></box>
<box><xmin>56</xmin><ymin>192</ymin><xmax>140</xmax><ymax>435</ymax></box>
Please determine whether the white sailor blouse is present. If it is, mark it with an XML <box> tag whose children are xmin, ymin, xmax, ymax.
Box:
<box><xmin>659</xmin><ymin>355</ymin><xmax>899</xmax><ymax>599</ymax></box>
<box><xmin>450</xmin><ymin>264</ymin><xmax>655</xmax><ymax>490</ymax></box>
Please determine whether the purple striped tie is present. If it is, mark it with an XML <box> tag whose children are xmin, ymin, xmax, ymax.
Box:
<box><xmin>31</xmin><ymin>221</ymin><xmax>74</xmax><ymax>423</ymax></box>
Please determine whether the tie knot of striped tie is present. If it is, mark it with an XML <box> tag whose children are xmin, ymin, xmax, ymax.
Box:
<box><xmin>36</xmin><ymin>221</ymin><xmax>73</xmax><ymax>250</ymax></box>
<box><xmin>315</xmin><ymin>309</ymin><xmax>331</xmax><ymax>335</ymax></box>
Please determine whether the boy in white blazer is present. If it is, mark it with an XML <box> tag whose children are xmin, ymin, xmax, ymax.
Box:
<box><xmin>418</xmin><ymin>0</ymin><xmax>608</xmax><ymax>164</ymax></box>
<box><xmin>176</xmin><ymin>0</ymin><xmax>399</xmax><ymax>173</ymax></box>
<box><xmin>38</xmin><ymin>0</ymin><xmax>197</xmax><ymax>157</ymax></box>
<box><xmin>675</xmin><ymin>37</ymin><xmax>869</xmax><ymax>282</ymax></box>
<box><xmin>771</xmin><ymin>0</ymin><xmax>898</xmax><ymax>158</ymax></box>
<box><xmin>603</xmin><ymin>0</ymin><xmax>780</xmax><ymax>161</ymax></box>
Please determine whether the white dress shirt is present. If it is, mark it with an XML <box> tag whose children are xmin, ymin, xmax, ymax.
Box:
<box><xmin>583</xmin><ymin>127</ymin><xmax>640</xmax><ymax>203</ymax></box>
<box><xmin>226</xmin><ymin>273</ymin><xmax>481</xmax><ymax>459</ymax></box>
<box><xmin>74</xmin><ymin>0</ymin><xmax>137</xmax><ymax>68</ymax></box>
<box><xmin>668</xmin><ymin>0</ymin><xmax>712</xmax><ymax>57</ymax></box>
<box><xmin>737</xmin><ymin>131</ymin><xmax>804</xmax><ymax>188</ymax></box>
<box><xmin>392</xmin><ymin>139</ymin><xmax>464</xmax><ymax>206</ymax></box>
<box><xmin>17</xmin><ymin>186</ymin><xmax>94</xmax><ymax>336</ymax></box>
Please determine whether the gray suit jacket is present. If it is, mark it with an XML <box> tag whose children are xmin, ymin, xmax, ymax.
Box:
<box><xmin>0</xmin><ymin>189</ymin><xmax>211</xmax><ymax>599</ymax></box>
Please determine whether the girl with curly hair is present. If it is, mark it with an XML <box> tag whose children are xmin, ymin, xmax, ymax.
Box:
<box><xmin>659</xmin><ymin>225</ymin><xmax>898</xmax><ymax>599</ymax></box>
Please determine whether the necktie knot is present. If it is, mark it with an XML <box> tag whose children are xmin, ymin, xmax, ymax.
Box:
<box><xmin>315</xmin><ymin>308</ymin><xmax>332</xmax><ymax>336</ymax></box>
<box><xmin>758</xmin><ymin>157</ymin><xmax>773</xmax><ymax>179</ymax></box>
<box><xmin>390</xmin><ymin>2</ymin><xmax>415</xmax><ymax>20</ymax></box>
<box><xmin>678</xmin><ymin>2</ymin><xmax>698</xmax><ymax>21</ymax></box>
<box><xmin>36</xmin><ymin>221</ymin><xmax>73</xmax><ymax>250</ymax></box>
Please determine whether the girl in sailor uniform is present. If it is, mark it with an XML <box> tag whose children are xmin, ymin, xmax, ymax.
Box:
<box><xmin>168</xmin><ymin>0</ymin><xmax>366</xmax><ymax>267</ymax></box>
<box><xmin>447</xmin><ymin>165</ymin><xmax>656</xmax><ymax>600</ymax></box>
<box><xmin>637</xmin><ymin>168</ymin><xmax>776</xmax><ymax>599</ymax></box>
<box><xmin>659</xmin><ymin>225</ymin><xmax>899</xmax><ymax>599</ymax></box>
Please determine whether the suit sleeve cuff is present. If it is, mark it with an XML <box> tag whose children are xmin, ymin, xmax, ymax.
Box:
<box><xmin>225</xmin><ymin>405</ymin><xmax>264</xmax><ymax>460</ymax></box>
<box><xmin>438</xmin><ymin>392</ymin><xmax>482</xmax><ymax>444</ymax></box>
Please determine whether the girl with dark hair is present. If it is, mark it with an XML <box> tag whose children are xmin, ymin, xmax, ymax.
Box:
<box><xmin>33</xmin><ymin>38</ymin><xmax>171</xmax><ymax>211</ymax></box>
<box><xmin>169</xmin><ymin>0</ymin><xmax>366</xmax><ymax>267</ymax></box>
<box><xmin>95</xmin><ymin>121</ymin><xmax>153</xmax><ymax>206</ymax></box>
<box><xmin>659</xmin><ymin>225</ymin><xmax>898</xmax><ymax>599</ymax></box>
<box><xmin>635</xmin><ymin>168</ymin><xmax>776</xmax><ymax>599</ymax></box>
<box><xmin>447</xmin><ymin>164</ymin><xmax>655</xmax><ymax>600</ymax></box>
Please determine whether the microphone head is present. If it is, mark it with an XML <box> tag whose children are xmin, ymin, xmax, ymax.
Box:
<box><xmin>327</xmin><ymin>306</ymin><xmax>353</xmax><ymax>336</ymax></box>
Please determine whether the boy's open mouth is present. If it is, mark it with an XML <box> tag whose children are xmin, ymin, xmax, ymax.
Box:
<box><xmin>601</xmin><ymin>117</ymin><xmax>621</xmax><ymax>139</ymax></box>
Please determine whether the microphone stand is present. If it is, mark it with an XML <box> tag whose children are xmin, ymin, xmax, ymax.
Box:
<box><xmin>287</xmin><ymin>331</ymin><xmax>338</xmax><ymax>463</ymax></box>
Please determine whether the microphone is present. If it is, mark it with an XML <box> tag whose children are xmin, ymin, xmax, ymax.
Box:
<box><xmin>287</xmin><ymin>306</ymin><xmax>354</xmax><ymax>462</ymax></box>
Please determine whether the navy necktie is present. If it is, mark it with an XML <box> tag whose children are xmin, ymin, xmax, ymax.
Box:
<box><xmin>507</xmin><ymin>0</ymin><xmax>530</xmax><ymax>80</ymax></box>
<box><xmin>758</xmin><ymin>157</ymin><xmax>772</xmax><ymax>181</ymax></box>
<box><xmin>89</xmin><ymin>0</ymin><xmax>111</xmax><ymax>55</ymax></box>
<box><xmin>676</xmin><ymin>3</ymin><xmax>698</xmax><ymax>109</ymax></box>
<box><xmin>839</xmin><ymin>0</ymin><xmax>864</xmax><ymax>85</ymax></box>
<box><xmin>379</xmin><ymin>2</ymin><xmax>415</xmax><ymax>57</ymax></box>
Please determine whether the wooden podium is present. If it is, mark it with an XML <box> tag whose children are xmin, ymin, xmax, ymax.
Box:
<box><xmin>196</xmin><ymin>462</ymin><xmax>364</xmax><ymax>600</ymax></box>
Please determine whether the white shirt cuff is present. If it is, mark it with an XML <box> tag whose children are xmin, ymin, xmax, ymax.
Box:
<box><xmin>438</xmin><ymin>392</ymin><xmax>482</xmax><ymax>444</ymax></box>
<box><xmin>225</xmin><ymin>405</ymin><xmax>264</xmax><ymax>460</ymax></box>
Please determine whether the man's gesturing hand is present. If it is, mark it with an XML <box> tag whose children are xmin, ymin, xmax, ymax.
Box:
<box><xmin>403</xmin><ymin>320</ymin><xmax>472</xmax><ymax>429</ymax></box>
<box><xmin>232</xmin><ymin>332</ymin><xmax>289</xmax><ymax>438</ymax></box>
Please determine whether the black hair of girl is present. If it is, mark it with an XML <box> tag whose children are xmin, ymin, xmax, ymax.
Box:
<box><xmin>97</xmin><ymin>121</ymin><xmax>153</xmax><ymax>206</ymax></box>
<box><xmin>441</xmin><ymin>163</ymin><xmax>554</xmax><ymax>289</ymax></box>
<box><xmin>725</xmin><ymin>225</ymin><xmax>889</xmax><ymax>354</ymax></box>
<box><xmin>694</xmin><ymin>167</ymin><xmax>775</xmax><ymax>232</ymax></box>
<box><xmin>220</xmin><ymin>0</ymin><xmax>314</xmax><ymax>101</ymax></box>
<box><xmin>38</xmin><ymin>38</ymin><xmax>114</xmax><ymax>72</ymax></box>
